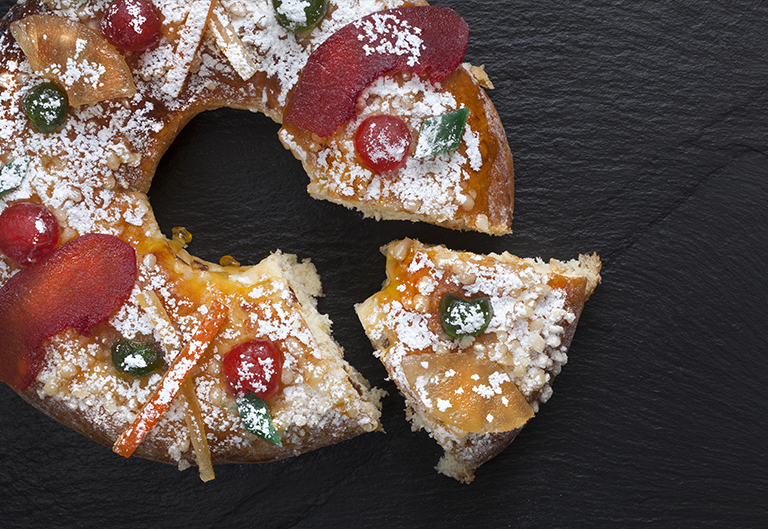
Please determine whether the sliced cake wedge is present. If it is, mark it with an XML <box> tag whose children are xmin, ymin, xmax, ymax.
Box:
<box><xmin>356</xmin><ymin>239</ymin><xmax>601</xmax><ymax>482</ymax></box>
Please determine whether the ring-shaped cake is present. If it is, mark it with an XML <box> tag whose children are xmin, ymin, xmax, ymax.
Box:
<box><xmin>0</xmin><ymin>0</ymin><xmax>517</xmax><ymax>478</ymax></box>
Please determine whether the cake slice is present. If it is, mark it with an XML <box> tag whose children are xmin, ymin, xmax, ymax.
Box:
<box><xmin>15</xmin><ymin>225</ymin><xmax>384</xmax><ymax>475</ymax></box>
<box><xmin>279</xmin><ymin>6</ymin><xmax>515</xmax><ymax>235</ymax></box>
<box><xmin>356</xmin><ymin>239</ymin><xmax>601</xmax><ymax>482</ymax></box>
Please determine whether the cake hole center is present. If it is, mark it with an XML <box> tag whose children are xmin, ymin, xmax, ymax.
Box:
<box><xmin>149</xmin><ymin>108</ymin><xmax>311</xmax><ymax>266</ymax></box>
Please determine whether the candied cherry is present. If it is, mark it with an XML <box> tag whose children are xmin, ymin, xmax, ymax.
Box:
<box><xmin>100</xmin><ymin>0</ymin><xmax>162</xmax><ymax>52</ymax></box>
<box><xmin>273</xmin><ymin>0</ymin><xmax>328</xmax><ymax>33</ymax></box>
<box><xmin>439</xmin><ymin>293</ymin><xmax>493</xmax><ymax>339</ymax></box>
<box><xmin>0</xmin><ymin>202</ymin><xmax>60</xmax><ymax>266</ymax></box>
<box><xmin>354</xmin><ymin>115</ymin><xmax>412</xmax><ymax>172</ymax></box>
<box><xmin>111</xmin><ymin>338</ymin><xmax>164</xmax><ymax>377</ymax></box>
<box><xmin>22</xmin><ymin>82</ymin><xmax>68</xmax><ymax>133</ymax></box>
<box><xmin>222</xmin><ymin>340</ymin><xmax>283</xmax><ymax>399</ymax></box>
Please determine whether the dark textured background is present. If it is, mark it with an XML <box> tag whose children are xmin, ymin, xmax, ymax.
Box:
<box><xmin>1</xmin><ymin>0</ymin><xmax>766</xmax><ymax>527</ymax></box>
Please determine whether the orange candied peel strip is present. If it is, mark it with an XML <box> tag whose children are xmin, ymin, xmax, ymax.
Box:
<box><xmin>135</xmin><ymin>290</ymin><xmax>216</xmax><ymax>481</ymax></box>
<box><xmin>113</xmin><ymin>299</ymin><xmax>228</xmax><ymax>458</ymax></box>
<box><xmin>10</xmin><ymin>14</ymin><xmax>136</xmax><ymax>107</ymax></box>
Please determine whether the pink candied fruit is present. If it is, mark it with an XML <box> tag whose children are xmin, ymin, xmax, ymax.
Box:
<box><xmin>284</xmin><ymin>6</ymin><xmax>469</xmax><ymax>137</ymax></box>
<box><xmin>0</xmin><ymin>202</ymin><xmax>60</xmax><ymax>266</ymax></box>
<box><xmin>0</xmin><ymin>233</ymin><xmax>137</xmax><ymax>390</ymax></box>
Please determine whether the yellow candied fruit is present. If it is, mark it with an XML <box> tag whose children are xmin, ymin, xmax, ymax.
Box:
<box><xmin>219</xmin><ymin>255</ymin><xmax>240</xmax><ymax>267</ymax></box>
<box><xmin>401</xmin><ymin>351</ymin><xmax>534</xmax><ymax>434</ymax></box>
<box><xmin>10</xmin><ymin>14</ymin><xmax>136</xmax><ymax>107</ymax></box>
<box><xmin>171</xmin><ymin>226</ymin><xmax>193</xmax><ymax>248</ymax></box>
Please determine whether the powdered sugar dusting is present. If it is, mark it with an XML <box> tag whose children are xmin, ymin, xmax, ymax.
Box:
<box><xmin>354</xmin><ymin>11</ymin><xmax>423</xmax><ymax>66</ymax></box>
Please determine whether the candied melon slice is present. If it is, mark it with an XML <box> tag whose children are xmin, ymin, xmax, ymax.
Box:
<box><xmin>10</xmin><ymin>14</ymin><xmax>136</xmax><ymax>107</ymax></box>
<box><xmin>401</xmin><ymin>351</ymin><xmax>534</xmax><ymax>434</ymax></box>
<box><xmin>0</xmin><ymin>234</ymin><xmax>137</xmax><ymax>391</ymax></box>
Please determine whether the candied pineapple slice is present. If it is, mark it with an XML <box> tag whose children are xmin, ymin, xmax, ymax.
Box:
<box><xmin>10</xmin><ymin>14</ymin><xmax>136</xmax><ymax>107</ymax></box>
<box><xmin>401</xmin><ymin>351</ymin><xmax>534</xmax><ymax>434</ymax></box>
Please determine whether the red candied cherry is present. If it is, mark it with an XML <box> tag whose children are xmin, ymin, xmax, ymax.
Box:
<box><xmin>222</xmin><ymin>340</ymin><xmax>283</xmax><ymax>399</ymax></box>
<box><xmin>100</xmin><ymin>0</ymin><xmax>162</xmax><ymax>52</ymax></box>
<box><xmin>354</xmin><ymin>115</ymin><xmax>412</xmax><ymax>172</ymax></box>
<box><xmin>0</xmin><ymin>202</ymin><xmax>60</xmax><ymax>266</ymax></box>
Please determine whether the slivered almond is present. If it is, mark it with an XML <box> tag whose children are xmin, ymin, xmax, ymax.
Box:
<box><xmin>162</xmin><ymin>0</ymin><xmax>216</xmax><ymax>97</ymax></box>
<box><xmin>209</xmin><ymin>5</ymin><xmax>257</xmax><ymax>81</ymax></box>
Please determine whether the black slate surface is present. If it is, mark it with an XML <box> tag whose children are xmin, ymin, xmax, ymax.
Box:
<box><xmin>1</xmin><ymin>1</ymin><xmax>767</xmax><ymax>527</ymax></box>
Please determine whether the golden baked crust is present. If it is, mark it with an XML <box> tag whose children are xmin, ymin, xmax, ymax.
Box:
<box><xmin>356</xmin><ymin>239</ymin><xmax>601</xmax><ymax>482</ymax></box>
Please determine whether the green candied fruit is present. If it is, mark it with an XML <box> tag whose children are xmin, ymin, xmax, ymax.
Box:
<box><xmin>236</xmin><ymin>392</ymin><xmax>282</xmax><ymax>446</ymax></box>
<box><xmin>0</xmin><ymin>156</ymin><xmax>31</xmax><ymax>198</ymax></box>
<box><xmin>415</xmin><ymin>107</ymin><xmax>470</xmax><ymax>158</ymax></box>
<box><xmin>439</xmin><ymin>292</ymin><xmax>493</xmax><ymax>339</ymax></box>
<box><xmin>22</xmin><ymin>82</ymin><xmax>68</xmax><ymax>133</ymax></box>
<box><xmin>111</xmin><ymin>338</ymin><xmax>164</xmax><ymax>378</ymax></box>
<box><xmin>272</xmin><ymin>0</ymin><xmax>328</xmax><ymax>33</ymax></box>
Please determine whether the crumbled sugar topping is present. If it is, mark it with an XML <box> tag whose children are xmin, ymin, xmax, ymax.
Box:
<box><xmin>0</xmin><ymin>68</ymin><xmax>161</xmax><ymax>234</ymax></box>
<box><xmin>110</xmin><ymin>291</ymin><xmax>157</xmax><ymax>340</ymax></box>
